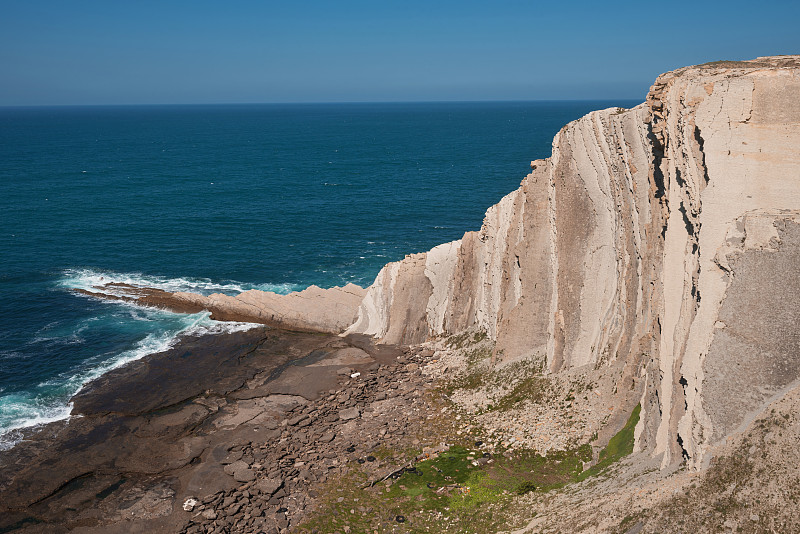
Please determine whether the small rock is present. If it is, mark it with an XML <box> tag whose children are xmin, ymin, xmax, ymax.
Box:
<box><xmin>276</xmin><ymin>513</ymin><xmax>289</xmax><ymax>529</ymax></box>
<box><xmin>723</xmin><ymin>519</ymin><xmax>738</xmax><ymax>530</ymax></box>
<box><xmin>182</xmin><ymin>497</ymin><xmax>199</xmax><ymax>512</ymax></box>
<box><xmin>224</xmin><ymin>460</ymin><xmax>249</xmax><ymax>476</ymax></box>
<box><xmin>339</xmin><ymin>408</ymin><xmax>360</xmax><ymax>421</ymax></box>
<box><xmin>256</xmin><ymin>477</ymin><xmax>284</xmax><ymax>496</ymax></box>
<box><xmin>201</xmin><ymin>509</ymin><xmax>217</xmax><ymax>520</ymax></box>
<box><xmin>224</xmin><ymin>460</ymin><xmax>256</xmax><ymax>482</ymax></box>
<box><xmin>286</xmin><ymin>414</ymin><xmax>309</xmax><ymax>426</ymax></box>
<box><xmin>234</xmin><ymin>469</ymin><xmax>256</xmax><ymax>482</ymax></box>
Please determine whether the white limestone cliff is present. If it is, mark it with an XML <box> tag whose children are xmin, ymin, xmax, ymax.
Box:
<box><xmin>346</xmin><ymin>56</ymin><xmax>800</xmax><ymax>470</ymax></box>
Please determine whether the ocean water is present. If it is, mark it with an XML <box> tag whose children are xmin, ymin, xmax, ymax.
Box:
<box><xmin>0</xmin><ymin>100</ymin><xmax>636</xmax><ymax>448</ymax></box>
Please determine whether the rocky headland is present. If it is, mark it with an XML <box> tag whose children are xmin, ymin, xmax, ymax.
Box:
<box><xmin>73</xmin><ymin>282</ymin><xmax>366</xmax><ymax>334</ymax></box>
<box><xmin>2</xmin><ymin>56</ymin><xmax>799</xmax><ymax>533</ymax></box>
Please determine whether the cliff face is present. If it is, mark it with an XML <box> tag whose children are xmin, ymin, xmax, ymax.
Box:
<box><xmin>346</xmin><ymin>56</ymin><xmax>800</xmax><ymax>469</ymax></box>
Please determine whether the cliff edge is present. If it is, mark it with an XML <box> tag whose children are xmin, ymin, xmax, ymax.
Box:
<box><xmin>346</xmin><ymin>56</ymin><xmax>800</xmax><ymax>470</ymax></box>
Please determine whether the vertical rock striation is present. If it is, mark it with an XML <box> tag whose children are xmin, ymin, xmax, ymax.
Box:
<box><xmin>346</xmin><ymin>56</ymin><xmax>800</xmax><ymax>469</ymax></box>
<box><xmin>648</xmin><ymin>57</ymin><xmax>800</xmax><ymax>468</ymax></box>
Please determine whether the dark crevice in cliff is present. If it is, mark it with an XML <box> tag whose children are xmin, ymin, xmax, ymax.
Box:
<box><xmin>679</xmin><ymin>376</ymin><xmax>689</xmax><ymax>410</ymax></box>
<box><xmin>690</xmin><ymin>280</ymin><xmax>701</xmax><ymax>304</ymax></box>
<box><xmin>679</xmin><ymin>202</ymin><xmax>695</xmax><ymax>236</ymax></box>
<box><xmin>675</xmin><ymin>168</ymin><xmax>685</xmax><ymax>187</ymax></box>
<box><xmin>676</xmin><ymin>376</ymin><xmax>690</xmax><ymax>462</ymax></box>
<box><xmin>646</xmin><ymin>120</ymin><xmax>669</xmax><ymax>240</ymax></box>
<box><xmin>676</xmin><ymin>433</ymin><xmax>690</xmax><ymax>462</ymax></box>
<box><xmin>646</xmin><ymin>123</ymin><xmax>667</xmax><ymax>201</ymax></box>
<box><xmin>694</xmin><ymin>126</ymin><xmax>711</xmax><ymax>184</ymax></box>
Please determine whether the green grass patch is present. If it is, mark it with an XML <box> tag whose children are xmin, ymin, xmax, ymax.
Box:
<box><xmin>514</xmin><ymin>481</ymin><xmax>537</xmax><ymax>495</ymax></box>
<box><xmin>298</xmin><ymin>442</ymin><xmax>596</xmax><ymax>533</ymax></box>
<box><xmin>578</xmin><ymin>403</ymin><xmax>640</xmax><ymax>481</ymax></box>
<box><xmin>495</xmin><ymin>445</ymin><xmax>592</xmax><ymax>492</ymax></box>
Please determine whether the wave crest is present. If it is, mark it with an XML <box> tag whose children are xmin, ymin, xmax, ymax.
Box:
<box><xmin>59</xmin><ymin>268</ymin><xmax>303</xmax><ymax>296</ymax></box>
<box><xmin>0</xmin><ymin>309</ymin><xmax>261</xmax><ymax>450</ymax></box>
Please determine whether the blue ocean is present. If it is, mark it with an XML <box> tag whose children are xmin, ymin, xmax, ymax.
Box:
<box><xmin>0</xmin><ymin>100</ymin><xmax>635</xmax><ymax>448</ymax></box>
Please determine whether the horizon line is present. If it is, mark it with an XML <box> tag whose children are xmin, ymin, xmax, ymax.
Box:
<box><xmin>0</xmin><ymin>97</ymin><xmax>643</xmax><ymax>110</ymax></box>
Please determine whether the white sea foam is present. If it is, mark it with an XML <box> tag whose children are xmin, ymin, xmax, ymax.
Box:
<box><xmin>0</xmin><ymin>310</ymin><xmax>261</xmax><ymax>451</ymax></box>
<box><xmin>0</xmin><ymin>398</ymin><xmax>73</xmax><ymax>451</ymax></box>
<box><xmin>0</xmin><ymin>268</ymin><xmax>286</xmax><ymax>448</ymax></box>
<box><xmin>60</xmin><ymin>267</ymin><xmax>302</xmax><ymax>296</ymax></box>
<box><xmin>44</xmin><ymin>312</ymin><xmax>260</xmax><ymax>393</ymax></box>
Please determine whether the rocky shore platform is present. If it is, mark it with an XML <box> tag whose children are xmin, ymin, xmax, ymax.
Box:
<box><xmin>0</xmin><ymin>325</ymin><xmax>445</xmax><ymax>533</ymax></box>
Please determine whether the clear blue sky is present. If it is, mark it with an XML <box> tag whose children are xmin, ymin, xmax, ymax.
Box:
<box><xmin>1</xmin><ymin>0</ymin><xmax>797</xmax><ymax>105</ymax></box>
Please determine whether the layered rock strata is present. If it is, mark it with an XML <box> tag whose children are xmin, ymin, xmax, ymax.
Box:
<box><xmin>168</xmin><ymin>284</ymin><xmax>366</xmax><ymax>334</ymax></box>
<box><xmin>346</xmin><ymin>56</ymin><xmax>800</xmax><ymax>469</ymax></box>
<box><xmin>0</xmin><ymin>328</ymin><xmax>435</xmax><ymax>533</ymax></box>
<box><xmin>75</xmin><ymin>282</ymin><xmax>366</xmax><ymax>334</ymax></box>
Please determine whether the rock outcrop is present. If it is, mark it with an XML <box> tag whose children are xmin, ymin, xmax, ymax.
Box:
<box><xmin>346</xmin><ymin>56</ymin><xmax>800</xmax><ymax>470</ymax></box>
<box><xmin>76</xmin><ymin>282</ymin><xmax>366</xmax><ymax>334</ymax></box>
<box><xmin>169</xmin><ymin>284</ymin><xmax>366</xmax><ymax>334</ymax></box>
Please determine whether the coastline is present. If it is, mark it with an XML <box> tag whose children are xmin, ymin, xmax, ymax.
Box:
<box><xmin>4</xmin><ymin>57</ymin><xmax>800</xmax><ymax>533</ymax></box>
<box><xmin>0</xmin><ymin>325</ymin><xmax>415</xmax><ymax>532</ymax></box>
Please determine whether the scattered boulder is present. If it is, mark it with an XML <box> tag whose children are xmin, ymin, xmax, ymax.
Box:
<box><xmin>223</xmin><ymin>460</ymin><xmax>249</xmax><ymax>476</ymax></box>
<box><xmin>233</xmin><ymin>469</ymin><xmax>255</xmax><ymax>482</ymax></box>
<box><xmin>223</xmin><ymin>460</ymin><xmax>256</xmax><ymax>482</ymax></box>
<box><xmin>287</xmin><ymin>414</ymin><xmax>309</xmax><ymax>426</ymax></box>
<box><xmin>256</xmin><ymin>477</ymin><xmax>284</xmax><ymax>496</ymax></box>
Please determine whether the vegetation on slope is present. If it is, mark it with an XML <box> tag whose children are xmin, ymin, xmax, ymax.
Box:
<box><xmin>297</xmin><ymin>391</ymin><xmax>641</xmax><ymax>533</ymax></box>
